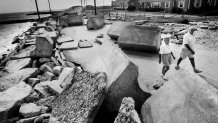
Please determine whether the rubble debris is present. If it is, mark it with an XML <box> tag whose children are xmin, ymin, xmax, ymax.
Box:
<box><xmin>32</xmin><ymin>60</ymin><xmax>38</xmax><ymax>68</ymax></box>
<box><xmin>24</xmin><ymin>90</ymin><xmax>41</xmax><ymax>103</ymax></box>
<box><xmin>142</xmin><ymin>70</ymin><xmax>218</xmax><ymax>123</ymax></box>
<box><xmin>19</xmin><ymin>103</ymin><xmax>42</xmax><ymax>118</ymax></box>
<box><xmin>59</xmin><ymin>52</ymin><xmax>66</xmax><ymax>61</ymax></box>
<box><xmin>65</xmin><ymin>61</ymin><xmax>76</xmax><ymax>68</ymax></box>
<box><xmin>0</xmin><ymin>68</ymin><xmax>38</xmax><ymax>92</ymax></box>
<box><xmin>40</xmin><ymin>64</ymin><xmax>53</xmax><ymax>73</ymax></box>
<box><xmin>51</xmin><ymin>57</ymin><xmax>60</xmax><ymax>66</ymax></box>
<box><xmin>57</xmin><ymin>37</ymin><xmax>74</xmax><ymax>44</ymax></box>
<box><xmin>4</xmin><ymin>58</ymin><xmax>32</xmax><ymax>73</ymax></box>
<box><xmin>58</xmin><ymin>16</ymin><xmax>68</xmax><ymax>27</ymax></box>
<box><xmin>0</xmin><ymin>82</ymin><xmax>32</xmax><ymax>122</ymax></box>
<box><xmin>87</xmin><ymin>15</ymin><xmax>105</xmax><ymax>30</ymax></box>
<box><xmin>46</xmin><ymin>80</ymin><xmax>64</xmax><ymax>95</ymax></box>
<box><xmin>37</xmin><ymin>96</ymin><xmax>57</xmax><ymax>107</ymax></box>
<box><xmin>107</xmin><ymin>22</ymin><xmax>134</xmax><ymax>40</ymax></box>
<box><xmin>114</xmin><ymin>97</ymin><xmax>141</xmax><ymax>123</ymax></box>
<box><xmin>11</xmin><ymin>45</ymin><xmax>35</xmax><ymax>60</ymax></box>
<box><xmin>28</xmin><ymin>78</ymin><xmax>40</xmax><ymax>87</ymax></box>
<box><xmin>51</xmin><ymin>71</ymin><xmax>107</xmax><ymax>123</ymax></box>
<box><xmin>16</xmin><ymin>116</ymin><xmax>38</xmax><ymax>123</ymax></box>
<box><xmin>118</xmin><ymin>25</ymin><xmax>161</xmax><ymax>52</ymax></box>
<box><xmin>43</xmin><ymin>72</ymin><xmax>55</xmax><ymax>81</ymax></box>
<box><xmin>78</xmin><ymin>40</ymin><xmax>93</xmax><ymax>48</ymax></box>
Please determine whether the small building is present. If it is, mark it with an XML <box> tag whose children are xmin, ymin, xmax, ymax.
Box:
<box><xmin>139</xmin><ymin>0</ymin><xmax>189</xmax><ymax>13</ymax></box>
<box><xmin>112</xmin><ymin>0</ymin><xmax>129</xmax><ymax>10</ymax></box>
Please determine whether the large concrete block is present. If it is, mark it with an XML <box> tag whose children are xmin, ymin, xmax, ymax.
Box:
<box><xmin>87</xmin><ymin>15</ymin><xmax>105</xmax><ymax>30</ymax></box>
<box><xmin>58</xmin><ymin>16</ymin><xmax>68</xmax><ymax>27</ymax></box>
<box><xmin>0</xmin><ymin>68</ymin><xmax>38</xmax><ymax>92</ymax></box>
<box><xmin>118</xmin><ymin>25</ymin><xmax>161</xmax><ymax>52</ymax></box>
<box><xmin>142</xmin><ymin>70</ymin><xmax>218</xmax><ymax>123</ymax></box>
<box><xmin>32</xmin><ymin>35</ymin><xmax>54</xmax><ymax>58</ymax></box>
<box><xmin>107</xmin><ymin>22</ymin><xmax>134</xmax><ymax>40</ymax></box>
<box><xmin>67</xmin><ymin>14</ymin><xmax>84</xmax><ymax>26</ymax></box>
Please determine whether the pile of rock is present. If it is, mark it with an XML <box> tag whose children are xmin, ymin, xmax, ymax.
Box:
<box><xmin>0</xmin><ymin>18</ymin><xmax>106</xmax><ymax>123</ymax></box>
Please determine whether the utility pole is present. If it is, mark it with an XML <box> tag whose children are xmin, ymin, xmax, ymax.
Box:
<box><xmin>34</xmin><ymin>0</ymin><xmax>40</xmax><ymax>20</ymax></box>
<box><xmin>48</xmin><ymin>0</ymin><xmax>52</xmax><ymax>14</ymax></box>
<box><xmin>94</xmin><ymin>0</ymin><xmax>97</xmax><ymax>15</ymax></box>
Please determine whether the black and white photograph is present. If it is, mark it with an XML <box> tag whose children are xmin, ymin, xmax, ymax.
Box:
<box><xmin>0</xmin><ymin>0</ymin><xmax>218</xmax><ymax>123</ymax></box>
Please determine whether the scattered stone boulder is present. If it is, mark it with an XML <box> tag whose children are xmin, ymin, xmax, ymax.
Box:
<box><xmin>51</xmin><ymin>71</ymin><xmax>107</xmax><ymax>123</ymax></box>
<box><xmin>34</xmin><ymin>81</ymin><xmax>54</xmax><ymax>97</ymax></box>
<box><xmin>5</xmin><ymin>58</ymin><xmax>32</xmax><ymax>73</ymax></box>
<box><xmin>46</xmin><ymin>81</ymin><xmax>64</xmax><ymax>95</ymax></box>
<box><xmin>39</xmin><ymin>58</ymin><xmax>52</xmax><ymax>65</ymax></box>
<box><xmin>87</xmin><ymin>15</ymin><xmax>105</xmax><ymax>30</ymax></box>
<box><xmin>39</xmin><ymin>64</ymin><xmax>53</xmax><ymax>73</ymax></box>
<box><xmin>142</xmin><ymin>70</ymin><xmax>218</xmax><ymax>123</ymax></box>
<box><xmin>58</xmin><ymin>67</ymin><xmax>75</xmax><ymax>90</ymax></box>
<box><xmin>19</xmin><ymin>103</ymin><xmax>41</xmax><ymax>118</ymax></box>
<box><xmin>53</xmin><ymin>66</ymin><xmax>63</xmax><ymax>76</ymax></box>
<box><xmin>43</xmin><ymin>72</ymin><xmax>55</xmax><ymax>81</ymax></box>
<box><xmin>114</xmin><ymin>97</ymin><xmax>141</xmax><ymax>123</ymax></box>
<box><xmin>0</xmin><ymin>82</ymin><xmax>32</xmax><ymax>122</ymax></box>
<box><xmin>0</xmin><ymin>68</ymin><xmax>38</xmax><ymax>92</ymax></box>
<box><xmin>28</xmin><ymin>78</ymin><xmax>40</xmax><ymax>87</ymax></box>
<box><xmin>24</xmin><ymin>90</ymin><xmax>41</xmax><ymax>103</ymax></box>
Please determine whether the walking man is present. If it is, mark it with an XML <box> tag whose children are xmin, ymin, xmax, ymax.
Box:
<box><xmin>175</xmin><ymin>27</ymin><xmax>202</xmax><ymax>73</ymax></box>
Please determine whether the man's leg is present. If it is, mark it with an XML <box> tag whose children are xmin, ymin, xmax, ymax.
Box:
<box><xmin>162</xmin><ymin>66</ymin><xmax>166</xmax><ymax>75</ymax></box>
<box><xmin>163</xmin><ymin>66</ymin><xmax>170</xmax><ymax>76</ymax></box>
<box><xmin>175</xmin><ymin>57</ymin><xmax>183</xmax><ymax>70</ymax></box>
<box><xmin>189</xmin><ymin>58</ymin><xmax>202</xmax><ymax>73</ymax></box>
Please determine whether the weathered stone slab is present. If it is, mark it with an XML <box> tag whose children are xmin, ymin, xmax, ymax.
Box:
<box><xmin>51</xmin><ymin>71</ymin><xmax>107</xmax><ymax>123</ymax></box>
<box><xmin>19</xmin><ymin>103</ymin><xmax>41</xmax><ymax>118</ymax></box>
<box><xmin>78</xmin><ymin>40</ymin><xmax>93</xmax><ymax>48</ymax></box>
<box><xmin>0</xmin><ymin>68</ymin><xmax>38</xmax><ymax>92</ymax></box>
<box><xmin>59</xmin><ymin>52</ymin><xmax>66</xmax><ymax>61</ymax></box>
<box><xmin>114</xmin><ymin>97</ymin><xmax>141</xmax><ymax>123</ymax></box>
<box><xmin>16</xmin><ymin>116</ymin><xmax>38</xmax><ymax>123</ymax></box>
<box><xmin>0</xmin><ymin>82</ymin><xmax>32</xmax><ymax>122</ymax></box>
<box><xmin>87</xmin><ymin>16</ymin><xmax>105</xmax><ymax>30</ymax></box>
<box><xmin>46</xmin><ymin>81</ymin><xmax>64</xmax><ymax>95</ymax></box>
<box><xmin>142</xmin><ymin>70</ymin><xmax>218</xmax><ymax>123</ymax></box>
<box><xmin>118</xmin><ymin>25</ymin><xmax>161</xmax><ymax>52</ymax></box>
<box><xmin>58</xmin><ymin>41</ymin><xmax>78</xmax><ymax>50</ymax></box>
<box><xmin>5</xmin><ymin>58</ymin><xmax>32</xmax><ymax>73</ymax></box>
<box><xmin>57</xmin><ymin>37</ymin><xmax>74</xmax><ymax>44</ymax></box>
<box><xmin>107</xmin><ymin>22</ymin><xmax>134</xmax><ymax>40</ymax></box>
<box><xmin>58</xmin><ymin>67</ymin><xmax>74</xmax><ymax>90</ymax></box>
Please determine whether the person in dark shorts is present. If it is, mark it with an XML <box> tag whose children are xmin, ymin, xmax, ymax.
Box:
<box><xmin>175</xmin><ymin>27</ymin><xmax>202</xmax><ymax>73</ymax></box>
<box><xmin>159</xmin><ymin>36</ymin><xmax>175</xmax><ymax>81</ymax></box>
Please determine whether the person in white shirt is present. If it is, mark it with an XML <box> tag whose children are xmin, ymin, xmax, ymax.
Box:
<box><xmin>175</xmin><ymin>27</ymin><xmax>202</xmax><ymax>73</ymax></box>
<box><xmin>159</xmin><ymin>36</ymin><xmax>175</xmax><ymax>81</ymax></box>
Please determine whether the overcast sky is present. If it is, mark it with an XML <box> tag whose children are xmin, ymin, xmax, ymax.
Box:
<box><xmin>0</xmin><ymin>0</ymin><xmax>112</xmax><ymax>13</ymax></box>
